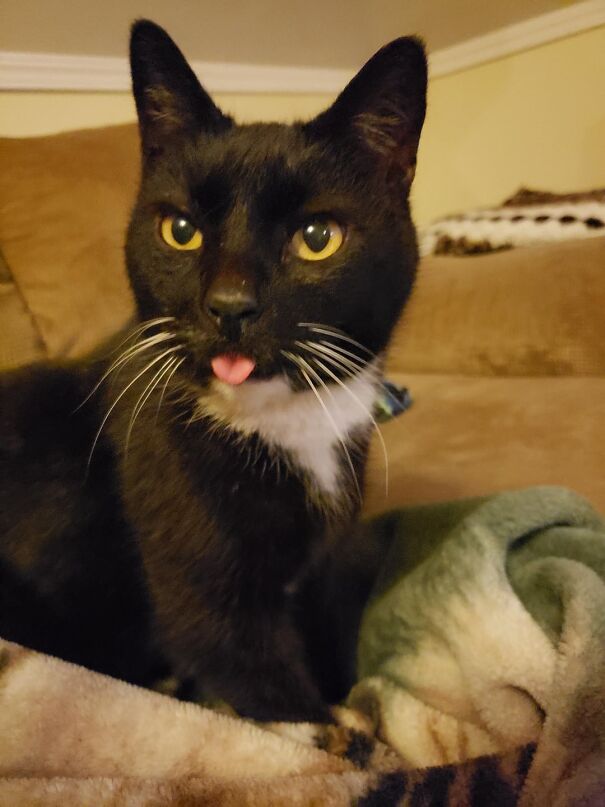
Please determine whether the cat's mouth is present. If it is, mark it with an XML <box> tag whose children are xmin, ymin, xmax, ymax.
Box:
<box><xmin>184</xmin><ymin>331</ymin><xmax>293</xmax><ymax>387</ymax></box>
<box><xmin>180</xmin><ymin>321</ymin><xmax>375</xmax><ymax>391</ymax></box>
<box><xmin>198</xmin><ymin>349</ymin><xmax>308</xmax><ymax>393</ymax></box>
<box><xmin>210</xmin><ymin>354</ymin><xmax>256</xmax><ymax>386</ymax></box>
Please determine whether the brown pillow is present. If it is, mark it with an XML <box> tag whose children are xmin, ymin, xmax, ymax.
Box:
<box><xmin>0</xmin><ymin>124</ymin><xmax>139</xmax><ymax>366</ymax></box>
<box><xmin>387</xmin><ymin>235</ymin><xmax>605</xmax><ymax>377</ymax></box>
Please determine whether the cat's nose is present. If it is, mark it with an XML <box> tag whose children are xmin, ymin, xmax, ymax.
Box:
<box><xmin>203</xmin><ymin>276</ymin><xmax>259</xmax><ymax>328</ymax></box>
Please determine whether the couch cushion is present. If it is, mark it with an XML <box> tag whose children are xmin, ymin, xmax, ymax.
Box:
<box><xmin>0</xmin><ymin>246</ymin><xmax>45</xmax><ymax>370</ymax></box>
<box><xmin>387</xmin><ymin>236</ymin><xmax>605</xmax><ymax>377</ymax></box>
<box><xmin>0</xmin><ymin>124</ymin><xmax>138</xmax><ymax>367</ymax></box>
<box><xmin>364</xmin><ymin>373</ymin><xmax>605</xmax><ymax>516</ymax></box>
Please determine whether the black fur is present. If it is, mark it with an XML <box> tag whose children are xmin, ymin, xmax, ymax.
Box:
<box><xmin>0</xmin><ymin>21</ymin><xmax>426</xmax><ymax>721</ymax></box>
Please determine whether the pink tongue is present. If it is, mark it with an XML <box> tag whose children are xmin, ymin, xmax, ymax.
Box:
<box><xmin>211</xmin><ymin>354</ymin><xmax>256</xmax><ymax>385</ymax></box>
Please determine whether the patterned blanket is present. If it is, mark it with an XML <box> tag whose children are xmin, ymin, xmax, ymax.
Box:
<box><xmin>420</xmin><ymin>187</ymin><xmax>605</xmax><ymax>256</ymax></box>
<box><xmin>1</xmin><ymin>487</ymin><xmax>604</xmax><ymax>805</ymax></box>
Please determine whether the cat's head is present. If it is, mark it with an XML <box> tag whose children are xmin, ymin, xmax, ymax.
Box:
<box><xmin>126</xmin><ymin>20</ymin><xmax>426</xmax><ymax>394</ymax></box>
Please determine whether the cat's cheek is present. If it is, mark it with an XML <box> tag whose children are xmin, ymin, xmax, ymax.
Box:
<box><xmin>285</xmin><ymin>260</ymin><xmax>346</xmax><ymax>288</ymax></box>
<box><xmin>144</xmin><ymin>254</ymin><xmax>202</xmax><ymax>302</ymax></box>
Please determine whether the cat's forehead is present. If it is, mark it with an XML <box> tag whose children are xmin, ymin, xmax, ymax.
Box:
<box><xmin>175</xmin><ymin>121</ymin><xmax>348</xmax><ymax>220</ymax></box>
<box><xmin>194</xmin><ymin>122</ymin><xmax>313</xmax><ymax>174</ymax></box>
<box><xmin>180</xmin><ymin>123</ymin><xmax>330</xmax><ymax>201</ymax></box>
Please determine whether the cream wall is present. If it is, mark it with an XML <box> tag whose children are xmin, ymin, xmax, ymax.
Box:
<box><xmin>1</xmin><ymin>25</ymin><xmax>604</xmax><ymax>225</ymax></box>
<box><xmin>413</xmin><ymin>24</ymin><xmax>605</xmax><ymax>225</ymax></box>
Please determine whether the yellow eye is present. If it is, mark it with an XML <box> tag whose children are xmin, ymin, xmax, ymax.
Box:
<box><xmin>290</xmin><ymin>219</ymin><xmax>344</xmax><ymax>261</ymax></box>
<box><xmin>160</xmin><ymin>215</ymin><xmax>203</xmax><ymax>251</ymax></box>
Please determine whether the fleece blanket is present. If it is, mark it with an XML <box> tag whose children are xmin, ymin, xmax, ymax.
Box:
<box><xmin>1</xmin><ymin>486</ymin><xmax>604</xmax><ymax>805</ymax></box>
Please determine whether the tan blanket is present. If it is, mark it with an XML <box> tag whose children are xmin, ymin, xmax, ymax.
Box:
<box><xmin>1</xmin><ymin>486</ymin><xmax>604</xmax><ymax>805</ymax></box>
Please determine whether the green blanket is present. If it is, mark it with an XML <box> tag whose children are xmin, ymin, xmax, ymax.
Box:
<box><xmin>350</xmin><ymin>486</ymin><xmax>605</xmax><ymax>803</ymax></box>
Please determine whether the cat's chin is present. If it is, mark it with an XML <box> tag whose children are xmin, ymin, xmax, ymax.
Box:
<box><xmin>191</xmin><ymin>362</ymin><xmax>380</xmax><ymax>496</ymax></box>
<box><xmin>194</xmin><ymin>374</ymin><xmax>297</xmax><ymax>428</ymax></box>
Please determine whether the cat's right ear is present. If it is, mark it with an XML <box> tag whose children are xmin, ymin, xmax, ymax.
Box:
<box><xmin>130</xmin><ymin>20</ymin><xmax>231</xmax><ymax>158</ymax></box>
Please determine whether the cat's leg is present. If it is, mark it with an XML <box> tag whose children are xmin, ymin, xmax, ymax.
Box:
<box><xmin>201</xmin><ymin>613</ymin><xmax>333</xmax><ymax>723</ymax></box>
<box><xmin>153</xmin><ymin>594</ymin><xmax>332</xmax><ymax>723</ymax></box>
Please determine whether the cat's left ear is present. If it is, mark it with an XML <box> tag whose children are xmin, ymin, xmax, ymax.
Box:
<box><xmin>130</xmin><ymin>20</ymin><xmax>231</xmax><ymax>157</ymax></box>
<box><xmin>305</xmin><ymin>37</ymin><xmax>427</xmax><ymax>186</ymax></box>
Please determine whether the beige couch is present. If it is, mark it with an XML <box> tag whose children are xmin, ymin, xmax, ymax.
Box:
<box><xmin>1</xmin><ymin>124</ymin><xmax>604</xmax><ymax>513</ymax></box>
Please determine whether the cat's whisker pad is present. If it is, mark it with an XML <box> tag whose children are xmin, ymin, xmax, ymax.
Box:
<box><xmin>87</xmin><ymin>346</ymin><xmax>182</xmax><ymax>469</ymax></box>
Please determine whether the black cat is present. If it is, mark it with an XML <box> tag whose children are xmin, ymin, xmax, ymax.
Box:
<box><xmin>0</xmin><ymin>21</ymin><xmax>426</xmax><ymax>722</ymax></box>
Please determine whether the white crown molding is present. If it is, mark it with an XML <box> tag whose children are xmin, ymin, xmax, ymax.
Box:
<box><xmin>0</xmin><ymin>51</ymin><xmax>353</xmax><ymax>94</ymax></box>
<box><xmin>429</xmin><ymin>0</ymin><xmax>605</xmax><ymax>78</ymax></box>
<box><xmin>1</xmin><ymin>0</ymin><xmax>604</xmax><ymax>92</ymax></box>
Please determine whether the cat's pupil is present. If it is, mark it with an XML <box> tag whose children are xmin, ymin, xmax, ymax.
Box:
<box><xmin>302</xmin><ymin>221</ymin><xmax>331</xmax><ymax>253</ymax></box>
<box><xmin>172</xmin><ymin>217</ymin><xmax>196</xmax><ymax>245</ymax></box>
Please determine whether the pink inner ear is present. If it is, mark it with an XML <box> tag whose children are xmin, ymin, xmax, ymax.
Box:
<box><xmin>211</xmin><ymin>355</ymin><xmax>255</xmax><ymax>385</ymax></box>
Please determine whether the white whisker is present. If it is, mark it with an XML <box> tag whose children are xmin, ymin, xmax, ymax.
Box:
<box><xmin>154</xmin><ymin>356</ymin><xmax>185</xmax><ymax>427</ymax></box>
<box><xmin>87</xmin><ymin>347</ymin><xmax>180</xmax><ymax>471</ymax></box>
<box><xmin>295</xmin><ymin>340</ymin><xmax>365</xmax><ymax>377</ymax></box>
<box><xmin>108</xmin><ymin>317</ymin><xmax>176</xmax><ymax>356</ymax></box>
<box><xmin>310</xmin><ymin>356</ymin><xmax>388</xmax><ymax>497</ymax></box>
<box><xmin>108</xmin><ymin>334</ymin><xmax>174</xmax><ymax>379</ymax></box>
<box><xmin>299</xmin><ymin>323</ymin><xmax>376</xmax><ymax>359</ymax></box>
<box><xmin>79</xmin><ymin>331</ymin><xmax>176</xmax><ymax>408</ymax></box>
<box><xmin>282</xmin><ymin>350</ymin><xmax>362</xmax><ymax>503</ymax></box>
<box><xmin>300</xmin><ymin>339</ymin><xmax>400</xmax><ymax>410</ymax></box>
<box><xmin>317</xmin><ymin>340</ymin><xmax>368</xmax><ymax>368</ymax></box>
<box><xmin>125</xmin><ymin>349</ymin><xmax>182</xmax><ymax>455</ymax></box>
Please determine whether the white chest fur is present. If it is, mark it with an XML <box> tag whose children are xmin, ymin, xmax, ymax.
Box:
<box><xmin>196</xmin><ymin>364</ymin><xmax>380</xmax><ymax>498</ymax></box>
